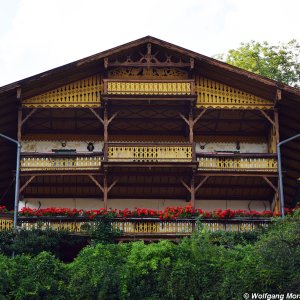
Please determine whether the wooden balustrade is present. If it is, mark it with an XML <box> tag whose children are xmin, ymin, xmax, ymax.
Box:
<box><xmin>107</xmin><ymin>142</ymin><xmax>193</xmax><ymax>162</ymax></box>
<box><xmin>15</xmin><ymin>217</ymin><xmax>271</xmax><ymax>236</ymax></box>
<box><xmin>20</xmin><ymin>153</ymin><xmax>102</xmax><ymax>171</ymax></box>
<box><xmin>103</xmin><ymin>79</ymin><xmax>195</xmax><ymax>96</ymax></box>
<box><xmin>198</xmin><ymin>154</ymin><xmax>277</xmax><ymax>172</ymax></box>
<box><xmin>0</xmin><ymin>215</ymin><xmax>13</xmax><ymax>231</ymax></box>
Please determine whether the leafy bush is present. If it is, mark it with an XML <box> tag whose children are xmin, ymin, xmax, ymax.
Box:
<box><xmin>0</xmin><ymin>212</ymin><xmax>299</xmax><ymax>299</ymax></box>
<box><xmin>68</xmin><ymin>243</ymin><xmax>129</xmax><ymax>299</ymax></box>
<box><xmin>0</xmin><ymin>229</ymin><xmax>87</xmax><ymax>261</ymax></box>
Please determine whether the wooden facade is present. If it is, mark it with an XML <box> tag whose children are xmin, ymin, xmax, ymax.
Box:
<box><xmin>1</xmin><ymin>36</ymin><xmax>300</xmax><ymax>215</ymax></box>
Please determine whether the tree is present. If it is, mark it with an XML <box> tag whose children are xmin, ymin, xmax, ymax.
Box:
<box><xmin>217</xmin><ymin>40</ymin><xmax>300</xmax><ymax>87</ymax></box>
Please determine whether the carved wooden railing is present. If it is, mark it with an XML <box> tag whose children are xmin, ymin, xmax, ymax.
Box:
<box><xmin>198</xmin><ymin>153</ymin><xmax>277</xmax><ymax>172</ymax></box>
<box><xmin>20</xmin><ymin>152</ymin><xmax>102</xmax><ymax>172</ymax></box>
<box><xmin>103</xmin><ymin>79</ymin><xmax>195</xmax><ymax>96</ymax></box>
<box><xmin>0</xmin><ymin>214</ymin><xmax>13</xmax><ymax>231</ymax></box>
<box><xmin>106</xmin><ymin>142</ymin><xmax>194</xmax><ymax>162</ymax></box>
<box><xmin>16</xmin><ymin>217</ymin><xmax>271</xmax><ymax>235</ymax></box>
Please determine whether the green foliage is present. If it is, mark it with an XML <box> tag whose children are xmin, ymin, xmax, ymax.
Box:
<box><xmin>120</xmin><ymin>241</ymin><xmax>176</xmax><ymax>300</ymax></box>
<box><xmin>0</xmin><ymin>229</ymin><xmax>87</xmax><ymax>261</ymax></box>
<box><xmin>68</xmin><ymin>243</ymin><xmax>129</xmax><ymax>300</ymax></box>
<box><xmin>217</xmin><ymin>40</ymin><xmax>300</xmax><ymax>87</ymax></box>
<box><xmin>11</xmin><ymin>252</ymin><xmax>69</xmax><ymax>300</ymax></box>
<box><xmin>81</xmin><ymin>217</ymin><xmax>122</xmax><ymax>245</ymax></box>
<box><xmin>0</xmin><ymin>213</ymin><xmax>299</xmax><ymax>299</ymax></box>
<box><xmin>208</xmin><ymin>230</ymin><xmax>261</xmax><ymax>248</ymax></box>
<box><xmin>0</xmin><ymin>252</ymin><xmax>69</xmax><ymax>300</ymax></box>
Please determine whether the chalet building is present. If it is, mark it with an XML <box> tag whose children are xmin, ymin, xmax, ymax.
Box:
<box><xmin>0</xmin><ymin>36</ymin><xmax>300</xmax><ymax>215</ymax></box>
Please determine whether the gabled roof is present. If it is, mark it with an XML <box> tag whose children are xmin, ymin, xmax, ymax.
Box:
<box><xmin>0</xmin><ymin>35</ymin><xmax>300</xmax><ymax>102</ymax></box>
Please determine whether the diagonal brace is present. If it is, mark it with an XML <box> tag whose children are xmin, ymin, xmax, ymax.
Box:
<box><xmin>89</xmin><ymin>108</ymin><xmax>104</xmax><ymax>125</ymax></box>
<box><xmin>262</xmin><ymin>176</ymin><xmax>278</xmax><ymax>193</ymax></box>
<box><xmin>20</xmin><ymin>176</ymin><xmax>36</xmax><ymax>193</ymax></box>
<box><xmin>195</xmin><ymin>176</ymin><xmax>209</xmax><ymax>193</ymax></box>
<box><xmin>21</xmin><ymin>108</ymin><xmax>37</xmax><ymax>127</ymax></box>
<box><xmin>88</xmin><ymin>175</ymin><xmax>104</xmax><ymax>193</ymax></box>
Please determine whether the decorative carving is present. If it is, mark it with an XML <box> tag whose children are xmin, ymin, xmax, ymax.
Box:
<box><xmin>198</xmin><ymin>156</ymin><xmax>277</xmax><ymax>172</ymax></box>
<box><xmin>195</xmin><ymin>77</ymin><xmax>274</xmax><ymax>110</ymax></box>
<box><xmin>106</xmin><ymin>44</ymin><xmax>191</xmax><ymax>68</ymax></box>
<box><xmin>21</xmin><ymin>155</ymin><xmax>102</xmax><ymax>171</ymax></box>
<box><xmin>104</xmin><ymin>80</ymin><xmax>193</xmax><ymax>95</ymax></box>
<box><xmin>22</xmin><ymin>75</ymin><xmax>102</xmax><ymax>108</ymax></box>
<box><xmin>108</xmin><ymin>67</ymin><xmax>188</xmax><ymax>79</ymax></box>
<box><xmin>108</xmin><ymin>145</ymin><xmax>192</xmax><ymax>162</ymax></box>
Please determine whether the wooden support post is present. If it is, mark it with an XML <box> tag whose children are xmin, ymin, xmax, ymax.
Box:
<box><xmin>17</xmin><ymin>107</ymin><xmax>22</xmax><ymax>142</ymax></box>
<box><xmin>190</xmin><ymin>175</ymin><xmax>195</xmax><ymax>208</ymax></box>
<box><xmin>103</xmin><ymin>174</ymin><xmax>108</xmax><ymax>210</ymax></box>
<box><xmin>181</xmin><ymin>177</ymin><xmax>195</xmax><ymax>208</ymax></box>
<box><xmin>104</xmin><ymin>106</ymin><xmax>108</xmax><ymax>143</ymax></box>
<box><xmin>21</xmin><ymin>108</ymin><xmax>37</xmax><ymax>127</ymax></box>
<box><xmin>189</xmin><ymin>108</ymin><xmax>194</xmax><ymax>143</ymax></box>
<box><xmin>179</xmin><ymin>109</ymin><xmax>207</xmax><ymax>144</ymax></box>
<box><xmin>274</xmin><ymin>109</ymin><xmax>280</xmax><ymax>145</ymax></box>
<box><xmin>19</xmin><ymin>176</ymin><xmax>35</xmax><ymax>194</ymax></box>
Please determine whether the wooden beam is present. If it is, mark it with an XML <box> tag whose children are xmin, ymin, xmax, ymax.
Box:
<box><xmin>107</xmin><ymin>179</ymin><xmax>118</xmax><ymax>193</ymax></box>
<box><xmin>107</xmin><ymin>112</ymin><xmax>118</xmax><ymax>125</ymax></box>
<box><xmin>195</xmin><ymin>176</ymin><xmax>209</xmax><ymax>193</ymax></box>
<box><xmin>180</xmin><ymin>179</ymin><xmax>191</xmax><ymax>192</ymax></box>
<box><xmin>274</xmin><ymin>109</ymin><xmax>279</xmax><ymax>145</ymax></box>
<box><xmin>16</xmin><ymin>87</ymin><xmax>22</xmax><ymax>100</ymax></box>
<box><xmin>17</xmin><ymin>107</ymin><xmax>22</xmax><ymax>142</ymax></box>
<box><xmin>21</xmin><ymin>108</ymin><xmax>37</xmax><ymax>127</ymax></box>
<box><xmin>259</xmin><ymin>110</ymin><xmax>275</xmax><ymax>127</ymax></box>
<box><xmin>262</xmin><ymin>176</ymin><xmax>278</xmax><ymax>193</ymax></box>
<box><xmin>193</xmin><ymin>109</ymin><xmax>207</xmax><ymax>126</ymax></box>
<box><xmin>103</xmin><ymin>175</ymin><xmax>108</xmax><ymax>209</ymax></box>
<box><xmin>179</xmin><ymin>113</ymin><xmax>189</xmax><ymax>125</ymax></box>
<box><xmin>190</xmin><ymin>175</ymin><xmax>195</xmax><ymax>208</ymax></box>
<box><xmin>89</xmin><ymin>108</ymin><xmax>104</xmax><ymax>125</ymax></box>
<box><xmin>20</xmin><ymin>176</ymin><xmax>35</xmax><ymax>193</ymax></box>
<box><xmin>88</xmin><ymin>175</ymin><xmax>104</xmax><ymax>193</ymax></box>
<box><xmin>104</xmin><ymin>106</ymin><xmax>108</xmax><ymax>143</ymax></box>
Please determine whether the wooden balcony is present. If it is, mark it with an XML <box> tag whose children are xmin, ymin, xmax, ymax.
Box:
<box><xmin>16</xmin><ymin>216</ymin><xmax>271</xmax><ymax>239</ymax></box>
<box><xmin>105</xmin><ymin>142</ymin><xmax>194</xmax><ymax>163</ymax></box>
<box><xmin>0</xmin><ymin>215</ymin><xmax>13</xmax><ymax>231</ymax></box>
<box><xmin>198</xmin><ymin>153</ymin><xmax>277</xmax><ymax>173</ymax></box>
<box><xmin>103</xmin><ymin>79</ymin><xmax>195</xmax><ymax>98</ymax></box>
<box><xmin>20</xmin><ymin>152</ymin><xmax>102</xmax><ymax>172</ymax></box>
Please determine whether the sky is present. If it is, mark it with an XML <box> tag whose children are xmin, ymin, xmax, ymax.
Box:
<box><xmin>0</xmin><ymin>0</ymin><xmax>300</xmax><ymax>87</ymax></box>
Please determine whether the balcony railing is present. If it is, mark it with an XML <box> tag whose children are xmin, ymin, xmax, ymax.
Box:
<box><xmin>16</xmin><ymin>217</ymin><xmax>271</xmax><ymax>236</ymax></box>
<box><xmin>103</xmin><ymin>79</ymin><xmax>195</xmax><ymax>96</ymax></box>
<box><xmin>106</xmin><ymin>142</ymin><xmax>193</xmax><ymax>162</ymax></box>
<box><xmin>20</xmin><ymin>153</ymin><xmax>102</xmax><ymax>172</ymax></box>
<box><xmin>198</xmin><ymin>153</ymin><xmax>278</xmax><ymax>172</ymax></box>
<box><xmin>0</xmin><ymin>215</ymin><xmax>13</xmax><ymax>231</ymax></box>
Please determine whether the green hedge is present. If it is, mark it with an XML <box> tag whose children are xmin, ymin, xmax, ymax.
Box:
<box><xmin>0</xmin><ymin>212</ymin><xmax>299</xmax><ymax>299</ymax></box>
